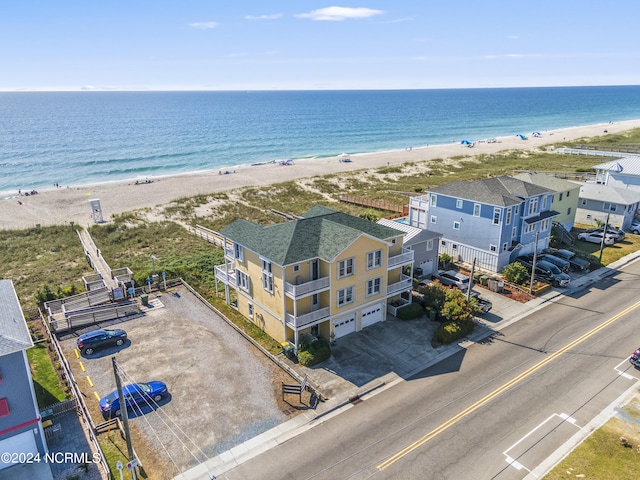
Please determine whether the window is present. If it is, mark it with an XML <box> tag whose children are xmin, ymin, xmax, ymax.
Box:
<box><xmin>528</xmin><ymin>197</ymin><xmax>538</xmax><ymax>215</ymax></box>
<box><xmin>367</xmin><ymin>250</ymin><xmax>382</xmax><ymax>269</ymax></box>
<box><xmin>338</xmin><ymin>258</ymin><xmax>354</xmax><ymax>278</ymax></box>
<box><xmin>426</xmin><ymin>239</ymin><xmax>434</xmax><ymax>251</ymax></box>
<box><xmin>262</xmin><ymin>259</ymin><xmax>273</xmax><ymax>293</ymax></box>
<box><xmin>430</xmin><ymin>215</ymin><xmax>438</xmax><ymax>224</ymax></box>
<box><xmin>493</xmin><ymin>208</ymin><xmax>501</xmax><ymax>225</ymax></box>
<box><xmin>473</xmin><ymin>203</ymin><xmax>481</xmax><ymax>217</ymax></box>
<box><xmin>453</xmin><ymin>221</ymin><xmax>460</xmax><ymax>230</ymax></box>
<box><xmin>441</xmin><ymin>240</ymin><xmax>446</xmax><ymax>247</ymax></box>
<box><xmin>293</xmin><ymin>264</ymin><xmax>300</xmax><ymax>272</ymax></box>
<box><xmin>567</xmin><ymin>207</ymin><xmax>571</xmax><ymax>215</ymax></box>
<box><xmin>512</xmin><ymin>226</ymin><xmax>517</xmax><ymax>237</ymax></box>
<box><xmin>514</xmin><ymin>205</ymin><xmax>520</xmax><ymax>215</ymax></box>
<box><xmin>506</xmin><ymin>208</ymin><xmax>512</xmax><ymax>225</ymax></box>
<box><xmin>430</xmin><ymin>194</ymin><xmax>437</xmax><ymax>207</ymax></box>
<box><xmin>248</xmin><ymin>303</ymin><xmax>254</xmax><ymax>318</ymax></box>
<box><xmin>566</xmin><ymin>191</ymin><xmax>570</xmax><ymax>197</ymax></box>
<box><xmin>234</xmin><ymin>243</ymin><xmax>244</xmax><ymax>261</ymax></box>
<box><xmin>581</xmin><ymin>199</ymin><xmax>587</xmax><ymax>206</ymax></box>
<box><xmin>503</xmin><ymin>243</ymin><xmax>508</xmax><ymax>252</ymax></box>
<box><xmin>542</xmin><ymin>196</ymin><xmax>548</xmax><ymax>209</ymax></box>
<box><xmin>525</xmin><ymin>223</ymin><xmax>535</xmax><ymax>233</ymax></box>
<box><xmin>542</xmin><ymin>219</ymin><xmax>550</xmax><ymax>231</ymax></box>
<box><xmin>366</xmin><ymin>278</ymin><xmax>381</xmax><ymax>296</ymax></box>
<box><xmin>559</xmin><ymin>192</ymin><xmax>563</xmax><ymax>201</ymax></box>
<box><xmin>456</xmin><ymin>198</ymin><xmax>463</xmax><ymax>209</ymax></box>
<box><xmin>236</xmin><ymin>271</ymin><xmax>250</xmax><ymax>291</ymax></box>
<box><xmin>452</xmin><ymin>244</ymin><xmax>458</xmax><ymax>250</ymax></box>
<box><xmin>337</xmin><ymin>286</ymin><xmax>354</xmax><ymax>306</ymax></box>
<box><xmin>490</xmin><ymin>244</ymin><xmax>497</xmax><ymax>252</ymax></box>
<box><xmin>603</xmin><ymin>202</ymin><xmax>616</xmax><ymax>212</ymax></box>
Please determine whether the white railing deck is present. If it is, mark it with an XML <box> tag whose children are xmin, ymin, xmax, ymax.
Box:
<box><xmin>284</xmin><ymin>276</ymin><xmax>330</xmax><ymax>298</ymax></box>
<box><xmin>285</xmin><ymin>307</ymin><xmax>331</xmax><ymax>329</ymax></box>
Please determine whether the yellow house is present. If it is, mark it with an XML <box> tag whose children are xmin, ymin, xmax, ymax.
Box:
<box><xmin>214</xmin><ymin>206</ymin><xmax>414</xmax><ymax>348</ymax></box>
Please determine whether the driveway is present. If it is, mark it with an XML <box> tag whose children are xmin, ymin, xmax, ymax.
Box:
<box><xmin>58</xmin><ymin>285</ymin><xmax>297</xmax><ymax>480</ymax></box>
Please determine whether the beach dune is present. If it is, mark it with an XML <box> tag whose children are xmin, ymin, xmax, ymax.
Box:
<box><xmin>1</xmin><ymin>120</ymin><xmax>637</xmax><ymax>231</ymax></box>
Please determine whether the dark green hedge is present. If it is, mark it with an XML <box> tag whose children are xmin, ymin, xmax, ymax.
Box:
<box><xmin>298</xmin><ymin>339</ymin><xmax>331</xmax><ymax>366</ymax></box>
<box><xmin>396</xmin><ymin>303</ymin><xmax>424</xmax><ymax>320</ymax></box>
<box><xmin>433</xmin><ymin>319</ymin><xmax>475</xmax><ymax>344</ymax></box>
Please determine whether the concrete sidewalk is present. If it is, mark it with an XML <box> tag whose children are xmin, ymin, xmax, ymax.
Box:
<box><xmin>176</xmin><ymin>250</ymin><xmax>640</xmax><ymax>480</ymax></box>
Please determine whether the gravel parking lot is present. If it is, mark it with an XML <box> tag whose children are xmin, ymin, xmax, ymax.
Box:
<box><xmin>58</xmin><ymin>285</ymin><xmax>297</xmax><ymax>479</ymax></box>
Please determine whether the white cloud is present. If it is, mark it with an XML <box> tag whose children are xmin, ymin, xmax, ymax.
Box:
<box><xmin>189</xmin><ymin>22</ymin><xmax>218</xmax><ymax>29</ymax></box>
<box><xmin>296</xmin><ymin>6</ymin><xmax>383</xmax><ymax>21</ymax></box>
<box><xmin>245</xmin><ymin>14</ymin><xmax>282</xmax><ymax>20</ymax></box>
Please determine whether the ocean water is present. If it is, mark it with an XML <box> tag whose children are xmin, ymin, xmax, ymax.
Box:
<box><xmin>1</xmin><ymin>86</ymin><xmax>640</xmax><ymax>194</ymax></box>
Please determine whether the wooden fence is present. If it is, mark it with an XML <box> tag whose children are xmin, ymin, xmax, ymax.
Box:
<box><xmin>338</xmin><ymin>195</ymin><xmax>406</xmax><ymax>214</ymax></box>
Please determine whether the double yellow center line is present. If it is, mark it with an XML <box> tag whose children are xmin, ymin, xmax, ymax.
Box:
<box><xmin>377</xmin><ymin>299</ymin><xmax>640</xmax><ymax>471</ymax></box>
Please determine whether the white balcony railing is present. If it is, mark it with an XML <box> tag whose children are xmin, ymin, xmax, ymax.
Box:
<box><xmin>284</xmin><ymin>276</ymin><xmax>330</xmax><ymax>298</ymax></box>
<box><xmin>387</xmin><ymin>274</ymin><xmax>412</xmax><ymax>295</ymax></box>
<box><xmin>285</xmin><ymin>307</ymin><xmax>331</xmax><ymax>329</ymax></box>
<box><xmin>387</xmin><ymin>248</ymin><xmax>414</xmax><ymax>269</ymax></box>
<box><xmin>214</xmin><ymin>263</ymin><xmax>237</xmax><ymax>287</ymax></box>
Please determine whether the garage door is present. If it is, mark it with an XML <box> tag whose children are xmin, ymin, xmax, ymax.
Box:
<box><xmin>361</xmin><ymin>304</ymin><xmax>383</xmax><ymax>328</ymax></box>
<box><xmin>0</xmin><ymin>431</ymin><xmax>38</xmax><ymax>470</ymax></box>
<box><xmin>334</xmin><ymin>314</ymin><xmax>356</xmax><ymax>338</ymax></box>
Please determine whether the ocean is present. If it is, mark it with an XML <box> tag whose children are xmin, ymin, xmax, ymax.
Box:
<box><xmin>1</xmin><ymin>86</ymin><xmax>640</xmax><ymax>194</ymax></box>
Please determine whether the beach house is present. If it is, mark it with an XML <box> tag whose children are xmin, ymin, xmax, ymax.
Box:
<box><xmin>408</xmin><ymin>176</ymin><xmax>558</xmax><ymax>273</ymax></box>
<box><xmin>575</xmin><ymin>183</ymin><xmax>640</xmax><ymax>230</ymax></box>
<box><xmin>0</xmin><ymin>280</ymin><xmax>51</xmax><ymax>479</ymax></box>
<box><xmin>513</xmin><ymin>172</ymin><xmax>580</xmax><ymax>232</ymax></box>
<box><xmin>593</xmin><ymin>157</ymin><xmax>640</xmax><ymax>192</ymax></box>
<box><xmin>214</xmin><ymin>206</ymin><xmax>414</xmax><ymax>348</ymax></box>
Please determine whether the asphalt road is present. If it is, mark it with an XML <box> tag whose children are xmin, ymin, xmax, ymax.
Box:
<box><xmin>219</xmin><ymin>260</ymin><xmax>640</xmax><ymax>480</ymax></box>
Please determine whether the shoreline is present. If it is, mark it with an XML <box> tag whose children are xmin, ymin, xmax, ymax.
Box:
<box><xmin>1</xmin><ymin>119</ymin><xmax>638</xmax><ymax>231</ymax></box>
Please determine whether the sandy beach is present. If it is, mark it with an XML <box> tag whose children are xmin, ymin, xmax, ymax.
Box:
<box><xmin>2</xmin><ymin>120</ymin><xmax>638</xmax><ymax>231</ymax></box>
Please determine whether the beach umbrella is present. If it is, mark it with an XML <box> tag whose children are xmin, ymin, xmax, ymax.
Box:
<box><xmin>460</xmin><ymin>139</ymin><xmax>472</xmax><ymax>145</ymax></box>
<box><xmin>516</xmin><ymin>134</ymin><xmax>527</xmax><ymax>140</ymax></box>
<box><xmin>531</xmin><ymin>131</ymin><xmax>541</xmax><ymax>137</ymax></box>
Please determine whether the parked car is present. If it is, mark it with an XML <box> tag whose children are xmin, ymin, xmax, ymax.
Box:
<box><xmin>629</xmin><ymin>347</ymin><xmax>640</xmax><ymax>367</ymax></box>
<box><xmin>77</xmin><ymin>328</ymin><xmax>127</xmax><ymax>355</ymax></box>
<box><xmin>628</xmin><ymin>221</ymin><xmax>640</xmax><ymax>235</ymax></box>
<box><xmin>577</xmin><ymin>231</ymin><xmax>615</xmax><ymax>246</ymax></box>
<box><xmin>470</xmin><ymin>290</ymin><xmax>492</xmax><ymax>314</ymax></box>
<box><xmin>433</xmin><ymin>270</ymin><xmax>470</xmax><ymax>291</ymax></box>
<box><xmin>550</xmin><ymin>249</ymin><xmax>591</xmax><ymax>272</ymax></box>
<box><xmin>516</xmin><ymin>256</ymin><xmax>571</xmax><ymax>287</ymax></box>
<box><xmin>535</xmin><ymin>260</ymin><xmax>571</xmax><ymax>287</ymax></box>
<box><xmin>99</xmin><ymin>381</ymin><xmax>168</xmax><ymax>418</ymax></box>
<box><xmin>586</xmin><ymin>227</ymin><xmax>625</xmax><ymax>242</ymax></box>
<box><xmin>537</xmin><ymin>253</ymin><xmax>570</xmax><ymax>273</ymax></box>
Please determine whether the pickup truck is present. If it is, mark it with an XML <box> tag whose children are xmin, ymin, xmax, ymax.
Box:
<box><xmin>470</xmin><ymin>291</ymin><xmax>492</xmax><ymax>314</ymax></box>
<box><xmin>549</xmin><ymin>249</ymin><xmax>591</xmax><ymax>272</ymax></box>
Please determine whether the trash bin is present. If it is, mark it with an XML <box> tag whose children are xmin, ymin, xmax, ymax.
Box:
<box><xmin>140</xmin><ymin>293</ymin><xmax>149</xmax><ymax>306</ymax></box>
<box><xmin>281</xmin><ymin>342</ymin><xmax>295</xmax><ymax>359</ymax></box>
<box><xmin>497</xmin><ymin>280</ymin><xmax>504</xmax><ymax>293</ymax></box>
<box><xmin>487</xmin><ymin>278</ymin><xmax>498</xmax><ymax>292</ymax></box>
<box><xmin>414</xmin><ymin>267</ymin><xmax>423</xmax><ymax>277</ymax></box>
<box><xmin>480</xmin><ymin>275</ymin><xmax>489</xmax><ymax>286</ymax></box>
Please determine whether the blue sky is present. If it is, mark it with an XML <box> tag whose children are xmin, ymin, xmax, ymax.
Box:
<box><xmin>1</xmin><ymin>1</ymin><xmax>639</xmax><ymax>91</ymax></box>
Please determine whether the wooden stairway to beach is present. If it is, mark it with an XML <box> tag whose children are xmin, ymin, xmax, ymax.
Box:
<box><xmin>338</xmin><ymin>194</ymin><xmax>406</xmax><ymax>214</ymax></box>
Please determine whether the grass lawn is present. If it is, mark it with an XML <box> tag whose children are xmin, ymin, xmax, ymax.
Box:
<box><xmin>98</xmin><ymin>433</ymin><xmax>135</xmax><ymax>480</ymax></box>
<box><xmin>571</xmin><ymin>225</ymin><xmax>640</xmax><ymax>266</ymax></box>
<box><xmin>26</xmin><ymin>343</ymin><xmax>69</xmax><ymax>408</ymax></box>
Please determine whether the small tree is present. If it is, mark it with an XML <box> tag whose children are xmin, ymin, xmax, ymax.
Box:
<box><xmin>441</xmin><ymin>289</ymin><xmax>474</xmax><ymax>324</ymax></box>
<box><xmin>419</xmin><ymin>282</ymin><xmax>447</xmax><ymax>312</ymax></box>
<box><xmin>502</xmin><ymin>262</ymin><xmax>529</xmax><ymax>286</ymax></box>
<box><xmin>439</xmin><ymin>253</ymin><xmax>452</xmax><ymax>269</ymax></box>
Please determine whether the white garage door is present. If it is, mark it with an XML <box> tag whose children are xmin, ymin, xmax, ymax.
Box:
<box><xmin>334</xmin><ymin>314</ymin><xmax>356</xmax><ymax>338</ymax></box>
<box><xmin>361</xmin><ymin>304</ymin><xmax>383</xmax><ymax>328</ymax></box>
<box><xmin>0</xmin><ymin>431</ymin><xmax>38</xmax><ymax>470</ymax></box>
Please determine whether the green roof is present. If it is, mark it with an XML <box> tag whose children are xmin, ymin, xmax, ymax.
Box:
<box><xmin>220</xmin><ymin>206</ymin><xmax>403</xmax><ymax>265</ymax></box>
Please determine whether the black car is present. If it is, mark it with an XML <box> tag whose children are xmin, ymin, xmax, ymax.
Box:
<box><xmin>515</xmin><ymin>256</ymin><xmax>570</xmax><ymax>287</ymax></box>
<box><xmin>470</xmin><ymin>290</ymin><xmax>492</xmax><ymax>314</ymax></box>
<box><xmin>538</xmin><ymin>253</ymin><xmax>570</xmax><ymax>273</ymax></box>
<box><xmin>77</xmin><ymin>328</ymin><xmax>127</xmax><ymax>355</ymax></box>
<box><xmin>552</xmin><ymin>249</ymin><xmax>591</xmax><ymax>272</ymax></box>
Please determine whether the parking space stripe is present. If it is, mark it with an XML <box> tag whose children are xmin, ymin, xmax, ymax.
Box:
<box><xmin>79</xmin><ymin>362</ymin><xmax>85</xmax><ymax>372</ymax></box>
<box><xmin>93</xmin><ymin>391</ymin><xmax>100</xmax><ymax>401</ymax></box>
<box><xmin>74</xmin><ymin>349</ymin><xmax>79</xmax><ymax>359</ymax></box>
<box><xmin>86</xmin><ymin>376</ymin><xmax>94</xmax><ymax>387</ymax></box>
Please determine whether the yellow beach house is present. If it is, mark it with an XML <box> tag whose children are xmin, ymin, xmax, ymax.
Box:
<box><xmin>214</xmin><ymin>206</ymin><xmax>414</xmax><ymax>349</ymax></box>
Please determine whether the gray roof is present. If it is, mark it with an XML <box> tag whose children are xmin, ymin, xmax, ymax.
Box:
<box><xmin>429</xmin><ymin>176</ymin><xmax>552</xmax><ymax>207</ymax></box>
<box><xmin>376</xmin><ymin>218</ymin><xmax>442</xmax><ymax>245</ymax></box>
<box><xmin>579</xmin><ymin>183</ymin><xmax>640</xmax><ymax>205</ymax></box>
<box><xmin>513</xmin><ymin>172</ymin><xmax>581</xmax><ymax>193</ymax></box>
<box><xmin>592</xmin><ymin>157</ymin><xmax>640</xmax><ymax>176</ymax></box>
<box><xmin>0</xmin><ymin>279</ymin><xmax>33</xmax><ymax>356</ymax></box>
<box><xmin>220</xmin><ymin>206</ymin><xmax>404</xmax><ymax>265</ymax></box>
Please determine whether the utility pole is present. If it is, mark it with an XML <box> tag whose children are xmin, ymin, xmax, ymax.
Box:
<box><xmin>599</xmin><ymin>213</ymin><xmax>610</xmax><ymax>263</ymax></box>
<box><xmin>529</xmin><ymin>232</ymin><xmax>539</xmax><ymax>295</ymax></box>
<box><xmin>466</xmin><ymin>257</ymin><xmax>477</xmax><ymax>304</ymax></box>
<box><xmin>112</xmin><ymin>357</ymin><xmax>137</xmax><ymax>480</ymax></box>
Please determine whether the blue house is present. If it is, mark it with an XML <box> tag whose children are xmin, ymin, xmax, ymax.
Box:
<box><xmin>409</xmin><ymin>176</ymin><xmax>558</xmax><ymax>272</ymax></box>
<box><xmin>0</xmin><ymin>280</ymin><xmax>51</xmax><ymax>479</ymax></box>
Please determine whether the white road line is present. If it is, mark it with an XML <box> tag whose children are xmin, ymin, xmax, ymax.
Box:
<box><xmin>614</xmin><ymin>358</ymin><xmax>639</xmax><ymax>380</ymax></box>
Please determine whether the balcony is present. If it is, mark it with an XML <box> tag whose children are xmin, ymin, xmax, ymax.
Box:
<box><xmin>388</xmin><ymin>248</ymin><xmax>414</xmax><ymax>269</ymax></box>
<box><xmin>285</xmin><ymin>307</ymin><xmax>331</xmax><ymax>329</ymax></box>
<box><xmin>387</xmin><ymin>274</ymin><xmax>412</xmax><ymax>295</ymax></box>
<box><xmin>284</xmin><ymin>276</ymin><xmax>330</xmax><ymax>299</ymax></box>
<box><xmin>214</xmin><ymin>263</ymin><xmax>237</xmax><ymax>287</ymax></box>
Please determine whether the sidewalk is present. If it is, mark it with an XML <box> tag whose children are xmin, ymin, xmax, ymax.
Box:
<box><xmin>176</xmin><ymin>250</ymin><xmax>640</xmax><ymax>480</ymax></box>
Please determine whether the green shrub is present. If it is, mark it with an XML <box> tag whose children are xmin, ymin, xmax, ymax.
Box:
<box><xmin>502</xmin><ymin>262</ymin><xmax>529</xmax><ymax>285</ymax></box>
<box><xmin>396</xmin><ymin>303</ymin><xmax>424</xmax><ymax>320</ymax></box>
<box><xmin>433</xmin><ymin>319</ymin><xmax>475</xmax><ymax>345</ymax></box>
<box><xmin>297</xmin><ymin>339</ymin><xmax>331</xmax><ymax>366</ymax></box>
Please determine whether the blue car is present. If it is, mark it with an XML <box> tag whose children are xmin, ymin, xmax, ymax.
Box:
<box><xmin>99</xmin><ymin>381</ymin><xmax>168</xmax><ymax>418</ymax></box>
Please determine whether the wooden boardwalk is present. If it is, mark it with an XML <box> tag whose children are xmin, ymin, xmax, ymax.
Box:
<box><xmin>338</xmin><ymin>195</ymin><xmax>406</xmax><ymax>214</ymax></box>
